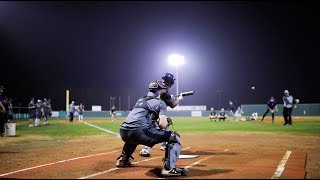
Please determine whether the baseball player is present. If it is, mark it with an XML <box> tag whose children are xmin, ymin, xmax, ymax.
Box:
<box><xmin>0</xmin><ymin>86</ymin><xmax>6</xmax><ymax>137</ymax></box>
<box><xmin>218</xmin><ymin>108</ymin><xmax>227</xmax><ymax>121</ymax></box>
<box><xmin>261</xmin><ymin>96</ymin><xmax>278</xmax><ymax>124</ymax></box>
<box><xmin>116</xmin><ymin>82</ymin><xmax>188</xmax><ymax>177</ymax></box>
<box><xmin>42</xmin><ymin>98</ymin><xmax>50</xmax><ymax>125</ymax></box>
<box><xmin>110</xmin><ymin>105</ymin><xmax>116</xmax><ymax>121</ymax></box>
<box><xmin>140</xmin><ymin>73</ymin><xmax>183</xmax><ymax>157</ymax></box>
<box><xmin>35</xmin><ymin>99</ymin><xmax>44</xmax><ymax>126</ymax></box>
<box><xmin>78</xmin><ymin>103</ymin><xmax>84</xmax><ymax>121</ymax></box>
<box><xmin>209</xmin><ymin>107</ymin><xmax>218</xmax><ymax>122</ymax></box>
<box><xmin>28</xmin><ymin>98</ymin><xmax>36</xmax><ymax>127</ymax></box>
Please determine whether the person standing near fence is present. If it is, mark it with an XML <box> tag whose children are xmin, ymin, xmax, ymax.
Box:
<box><xmin>28</xmin><ymin>98</ymin><xmax>36</xmax><ymax>127</ymax></box>
<box><xmin>69</xmin><ymin>101</ymin><xmax>75</xmax><ymax>123</ymax></box>
<box><xmin>110</xmin><ymin>105</ymin><xmax>116</xmax><ymax>121</ymax></box>
<box><xmin>35</xmin><ymin>99</ymin><xmax>44</xmax><ymax>127</ymax></box>
<box><xmin>7</xmin><ymin>98</ymin><xmax>14</xmax><ymax>123</ymax></box>
<box><xmin>42</xmin><ymin>98</ymin><xmax>50</xmax><ymax>126</ymax></box>
<box><xmin>0</xmin><ymin>86</ymin><xmax>7</xmax><ymax>137</ymax></box>
<box><xmin>78</xmin><ymin>103</ymin><xmax>84</xmax><ymax>121</ymax></box>
<box><xmin>282</xmin><ymin>90</ymin><xmax>294</xmax><ymax>126</ymax></box>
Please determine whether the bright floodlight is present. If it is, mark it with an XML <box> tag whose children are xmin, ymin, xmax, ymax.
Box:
<box><xmin>168</xmin><ymin>54</ymin><xmax>185</xmax><ymax>67</ymax></box>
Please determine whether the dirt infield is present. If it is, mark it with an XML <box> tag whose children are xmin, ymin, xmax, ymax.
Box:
<box><xmin>1</xmin><ymin>131</ymin><xmax>319</xmax><ymax>179</ymax></box>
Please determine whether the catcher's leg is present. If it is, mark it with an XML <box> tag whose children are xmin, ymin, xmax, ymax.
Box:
<box><xmin>162</xmin><ymin>131</ymin><xmax>188</xmax><ymax>176</ymax></box>
<box><xmin>116</xmin><ymin>143</ymin><xmax>137</xmax><ymax>167</ymax></box>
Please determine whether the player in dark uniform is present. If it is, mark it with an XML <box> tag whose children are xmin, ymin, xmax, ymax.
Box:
<box><xmin>28</xmin><ymin>98</ymin><xmax>36</xmax><ymax>127</ymax></box>
<box><xmin>261</xmin><ymin>96</ymin><xmax>278</xmax><ymax>124</ymax></box>
<box><xmin>218</xmin><ymin>108</ymin><xmax>227</xmax><ymax>121</ymax></box>
<box><xmin>110</xmin><ymin>105</ymin><xmax>116</xmax><ymax>121</ymax></box>
<box><xmin>140</xmin><ymin>73</ymin><xmax>183</xmax><ymax>156</ymax></box>
<box><xmin>0</xmin><ymin>86</ymin><xmax>7</xmax><ymax>137</ymax></box>
<box><xmin>35</xmin><ymin>99</ymin><xmax>44</xmax><ymax>126</ymax></box>
<box><xmin>78</xmin><ymin>103</ymin><xmax>84</xmax><ymax>121</ymax></box>
<box><xmin>116</xmin><ymin>82</ymin><xmax>188</xmax><ymax>177</ymax></box>
<box><xmin>42</xmin><ymin>98</ymin><xmax>50</xmax><ymax>125</ymax></box>
<box><xmin>209</xmin><ymin>107</ymin><xmax>218</xmax><ymax>122</ymax></box>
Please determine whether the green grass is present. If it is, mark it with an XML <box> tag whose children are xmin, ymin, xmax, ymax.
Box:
<box><xmin>9</xmin><ymin>117</ymin><xmax>320</xmax><ymax>142</ymax></box>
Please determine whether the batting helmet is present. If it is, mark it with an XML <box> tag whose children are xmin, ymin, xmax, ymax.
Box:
<box><xmin>162</xmin><ymin>73</ymin><xmax>175</xmax><ymax>87</ymax></box>
<box><xmin>148</xmin><ymin>80</ymin><xmax>167</xmax><ymax>92</ymax></box>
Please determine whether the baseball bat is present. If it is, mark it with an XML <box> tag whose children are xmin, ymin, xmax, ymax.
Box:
<box><xmin>175</xmin><ymin>91</ymin><xmax>195</xmax><ymax>97</ymax></box>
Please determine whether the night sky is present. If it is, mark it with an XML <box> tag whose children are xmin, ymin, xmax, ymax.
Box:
<box><xmin>1</xmin><ymin>1</ymin><xmax>319</xmax><ymax>111</ymax></box>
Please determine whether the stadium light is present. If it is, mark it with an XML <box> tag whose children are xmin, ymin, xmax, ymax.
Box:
<box><xmin>168</xmin><ymin>54</ymin><xmax>185</xmax><ymax>96</ymax></box>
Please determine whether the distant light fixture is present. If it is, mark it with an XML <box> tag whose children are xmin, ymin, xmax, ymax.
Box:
<box><xmin>168</xmin><ymin>54</ymin><xmax>185</xmax><ymax>67</ymax></box>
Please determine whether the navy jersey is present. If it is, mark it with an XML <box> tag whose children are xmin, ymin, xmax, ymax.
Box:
<box><xmin>121</xmin><ymin>97</ymin><xmax>167</xmax><ymax>130</ymax></box>
<box><xmin>42</xmin><ymin>102</ymin><xmax>50</xmax><ymax>114</ymax></box>
<box><xmin>35</xmin><ymin>103</ymin><xmax>43</xmax><ymax>116</ymax></box>
<box><xmin>267</xmin><ymin>100</ymin><xmax>277</xmax><ymax>109</ymax></box>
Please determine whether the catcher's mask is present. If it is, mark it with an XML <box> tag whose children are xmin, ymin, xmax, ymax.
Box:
<box><xmin>162</xmin><ymin>73</ymin><xmax>175</xmax><ymax>87</ymax></box>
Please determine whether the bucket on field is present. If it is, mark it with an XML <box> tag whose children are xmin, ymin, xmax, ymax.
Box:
<box><xmin>5</xmin><ymin>123</ymin><xmax>16</xmax><ymax>136</ymax></box>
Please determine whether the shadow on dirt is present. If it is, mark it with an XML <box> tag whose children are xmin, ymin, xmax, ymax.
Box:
<box><xmin>0</xmin><ymin>151</ymin><xmax>21</xmax><ymax>154</ymax></box>
<box><xmin>181</xmin><ymin>150</ymin><xmax>237</xmax><ymax>156</ymax></box>
<box><xmin>146</xmin><ymin>167</ymin><xmax>234</xmax><ymax>178</ymax></box>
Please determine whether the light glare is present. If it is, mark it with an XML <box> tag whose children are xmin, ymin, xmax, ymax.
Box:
<box><xmin>168</xmin><ymin>54</ymin><xmax>185</xmax><ymax>66</ymax></box>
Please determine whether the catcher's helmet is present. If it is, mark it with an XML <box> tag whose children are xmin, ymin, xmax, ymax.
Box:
<box><xmin>162</xmin><ymin>73</ymin><xmax>175</xmax><ymax>87</ymax></box>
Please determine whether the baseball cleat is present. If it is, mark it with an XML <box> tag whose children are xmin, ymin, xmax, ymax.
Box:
<box><xmin>161</xmin><ymin>167</ymin><xmax>188</xmax><ymax>177</ymax></box>
<box><xmin>139</xmin><ymin>148</ymin><xmax>150</xmax><ymax>157</ymax></box>
<box><xmin>116</xmin><ymin>156</ymin><xmax>134</xmax><ymax>167</ymax></box>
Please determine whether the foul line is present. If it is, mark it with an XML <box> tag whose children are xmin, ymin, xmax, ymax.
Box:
<box><xmin>271</xmin><ymin>151</ymin><xmax>292</xmax><ymax>179</ymax></box>
<box><xmin>0</xmin><ymin>150</ymin><xmax>121</xmax><ymax>177</ymax></box>
<box><xmin>84</xmin><ymin>122</ymin><xmax>120</xmax><ymax>137</ymax></box>
<box><xmin>78</xmin><ymin>147</ymin><xmax>191</xmax><ymax>179</ymax></box>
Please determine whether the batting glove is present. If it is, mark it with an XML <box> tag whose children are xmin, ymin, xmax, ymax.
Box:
<box><xmin>178</xmin><ymin>92</ymin><xmax>183</xmax><ymax>101</ymax></box>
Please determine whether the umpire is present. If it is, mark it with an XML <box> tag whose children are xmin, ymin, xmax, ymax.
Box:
<box><xmin>282</xmin><ymin>90</ymin><xmax>294</xmax><ymax>125</ymax></box>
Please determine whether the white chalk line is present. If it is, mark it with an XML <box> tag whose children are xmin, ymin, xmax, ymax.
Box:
<box><xmin>271</xmin><ymin>151</ymin><xmax>292</xmax><ymax>179</ymax></box>
<box><xmin>184</xmin><ymin>155</ymin><xmax>215</xmax><ymax>169</ymax></box>
<box><xmin>0</xmin><ymin>149</ymin><xmax>121</xmax><ymax>177</ymax></box>
<box><xmin>78</xmin><ymin>147</ymin><xmax>191</xmax><ymax>179</ymax></box>
<box><xmin>83</xmin><ymin>122</ymin><xmax>120</xmax><ymax>137</ymax></box>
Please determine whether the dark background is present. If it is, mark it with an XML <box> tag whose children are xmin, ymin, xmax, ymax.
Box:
<box><xmin>1</xmin><ymin>1</ymin><xmax>319</xmax><ymax>111</ymax></box>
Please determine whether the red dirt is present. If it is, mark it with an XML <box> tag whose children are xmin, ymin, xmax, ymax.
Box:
<box><xmin>1</xmin><ymin>132</ymin><xmax>318</xmax><ymax>179</ymax></box>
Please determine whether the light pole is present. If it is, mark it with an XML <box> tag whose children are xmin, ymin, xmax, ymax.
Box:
<box><xmin>168</xmin><ymin>54</ymin><xmax>185</xmax><ymax>95</ymax></box>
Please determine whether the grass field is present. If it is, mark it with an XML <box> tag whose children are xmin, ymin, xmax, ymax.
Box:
<box><xmin>5</xmin><ymin>116</ymin><xmax>320</xmax><ymax>144</ymax></box>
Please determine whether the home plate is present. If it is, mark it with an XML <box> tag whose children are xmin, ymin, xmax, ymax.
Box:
<box><xmin>179</xmin><ymin>155</ymin><xmax>199</xmax><ymax>159</ymax></box>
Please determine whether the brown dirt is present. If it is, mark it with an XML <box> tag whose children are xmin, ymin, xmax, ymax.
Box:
<box><xmin>0</xmin><ymin>130</ymin><xmax>319</xmax><ymax>179</ymax></box>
